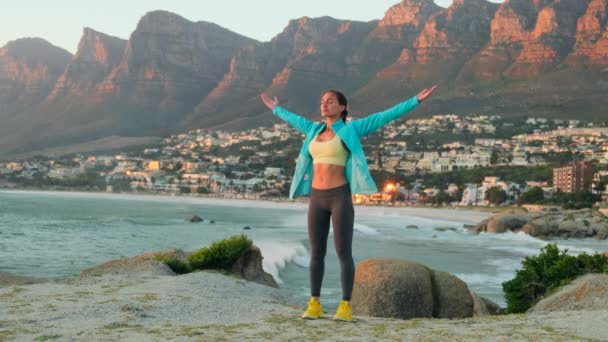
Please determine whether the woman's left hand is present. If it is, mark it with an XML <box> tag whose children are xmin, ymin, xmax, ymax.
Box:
<box><xmin>416</xmin><ymin>85</ymin><xmax>437</xmax><ymax>102</ymax></box>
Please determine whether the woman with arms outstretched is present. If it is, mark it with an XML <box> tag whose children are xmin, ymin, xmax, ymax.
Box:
<box><xmin>260</xmin><ymin>86</ymin><xmax>436</xmax><ymax>321</ymax></box>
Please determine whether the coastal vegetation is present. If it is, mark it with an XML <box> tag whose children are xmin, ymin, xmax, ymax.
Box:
<box><xmin>502</xmin><ymin>244</ymin><xmax>608</xmax><ymax>313</ymax></box>
<box><xmin>156</xmin><ymin>234</ymin><xmax>253</xmax><ymax>274</ymax></box>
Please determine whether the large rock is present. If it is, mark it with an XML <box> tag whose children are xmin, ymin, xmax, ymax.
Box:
<box><xmin>529</xmin><ymin>274</ymin><xmax>608</xmax><ymax>313</ymax></box>
<box><xmin>351</xmin><ymin>259</ymin><xmax>496</xmax><ymax>320</ymax></box>
<box><xmin>80</xmin><ymin>249</ymin><xmax>186</xmax><ymax>277</ymax></box>
<box><xmin>470</xmin><ymin>218</ymin><xmax>489</xmax><ymax>233</ymax></box>
<box><xmin>430</xmin><ymin>270</ymin><xmax>474</xmax><ymax>319</ymax></box>
<box><xmin>187</xmin><ymin>215</ymin><xmax>203</xmax><ymax>222</ymax></box>
<box><xmin>80</xmin><ymin>246</ymin><xmax>279</xmax><ymax>288</ymax></box>
<box><xmin>470</xmin><ymin>291</ymin><xmax>503</xmax><ymax>317</ymax></box>
<box><xmin>521</xmin><ymin>218</ymin><xmax>557</xmax><ymax>237</ymax></box>
<box><xmin>230</xmin><ymin>246</ymin><xmax>278</xmax><ymax>288</ymax></box>
<box><xmin>351</xmin><ymin>259</ymin><xmax>434</xmax><ymax>319</ymax></box>
<box><xmin>486</xmin><ymin>214</ymin><xmax>528</xmax><ymax>233</ymax></box>
<box><xmin>474</xmin><ymin>208</ymin><xmax>608</xmax><ymax>240</ymax></box>
<box><xmin>594</xmin><ymin>223</ymin><xmax>608</xmax><ymax>240</ymax></box>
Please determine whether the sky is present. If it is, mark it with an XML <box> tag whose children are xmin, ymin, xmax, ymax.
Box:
<box><xmin>0</xmin><ymin>0</ymin><xmax>504</xmax><ymax>54</ymax></box>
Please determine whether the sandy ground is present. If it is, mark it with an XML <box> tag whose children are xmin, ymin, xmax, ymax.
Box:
<box><xmin>1</xmin><ymin>271</ymin><xmax>606</xmax><ymax>342</ymax></box>
<box><xmin>0</xmin><ymin>189</ymin><xmax>492</xmax><ymax>224</ymax></box>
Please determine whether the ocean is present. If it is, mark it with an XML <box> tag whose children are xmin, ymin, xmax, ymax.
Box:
<box><xmin>1</xmin><ymin>190</ymin><xmax>606</xmax><ymax>308</ymax></box>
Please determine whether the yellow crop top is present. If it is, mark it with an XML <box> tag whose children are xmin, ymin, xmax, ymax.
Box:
<box><xmin>308</xmin><ymin>135</ymin><xmax>348</xmax><ymax>166</ymax></box>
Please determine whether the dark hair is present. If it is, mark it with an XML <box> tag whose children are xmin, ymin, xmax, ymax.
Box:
<box><xmin>322</xmin><ymin>90</ymin><xmax>348</xmax><ymax>122</ymax></box>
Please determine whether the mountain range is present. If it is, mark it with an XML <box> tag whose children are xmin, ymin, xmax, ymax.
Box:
<box><xmin>1</xmin><ymin>0</ymin><xmax>608</xmax><ymax>157</ymax></box>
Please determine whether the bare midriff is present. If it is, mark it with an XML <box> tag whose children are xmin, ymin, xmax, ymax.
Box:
<box><xmin>311</xmin><ymin>130</ymin><xmax>348</xmax><ymax>190</ymax></box>
<box><xmin>312</xmin><ymin>163</ymin><xmax>347</xmax><ymax>190</ymax></box>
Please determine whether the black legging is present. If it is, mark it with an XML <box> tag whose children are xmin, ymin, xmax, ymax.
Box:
<box><xmin>307</xmin><ymin>183</ymin><xmax>355</xmax><ymax>301</ymax></box>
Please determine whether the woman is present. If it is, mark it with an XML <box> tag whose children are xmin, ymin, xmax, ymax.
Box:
<box><xmin>260</xmin><ymin>86</ymin><xmax>436</xmax><ymax>321</ymax></box>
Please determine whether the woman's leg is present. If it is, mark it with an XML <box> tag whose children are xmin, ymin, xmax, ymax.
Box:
<box><xmin>308</xmin><ymin>193</ymin><xmax>331</xmax><ymax>298</ymax></box>
<box><xmin>331</xmin><ymin>186</ymin><xmax>355</xmax><ymax>301</ymax></box>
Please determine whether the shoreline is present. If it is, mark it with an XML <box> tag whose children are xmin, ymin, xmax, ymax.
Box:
<box><xmin>0</xmin><ymin>188</ymin><xmax>494</xmax><ymax>223</ymax></box>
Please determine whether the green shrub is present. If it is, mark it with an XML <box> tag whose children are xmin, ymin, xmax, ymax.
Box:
<box><xmin>156</xmin><ymin>256</ymin><xmax>191</xmax><ymax>274</ymax></box>
<box><xmin>502</xmin><ymin>244</ymin><xmax>608</xmax><ymax>313</ymax></box>
<box><xmin>188</xmin><ymin>234</ymin><xmax>252</xmax><ymax>270</ymax></box>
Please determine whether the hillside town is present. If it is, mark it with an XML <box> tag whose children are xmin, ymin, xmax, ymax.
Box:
<box><xmin>2</xmin><ymin>114</ymin><xmax>608</xmax><ymax>209</ymax></box>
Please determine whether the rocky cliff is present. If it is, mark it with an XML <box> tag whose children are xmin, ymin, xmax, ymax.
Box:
<box><xmin>0</xmin><ymin>38</ymin><xmax>72</xmax><ymax>114</ymax></box>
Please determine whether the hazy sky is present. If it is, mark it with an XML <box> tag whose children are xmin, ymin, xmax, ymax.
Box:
<box><xmin>1</xmin><ymin>0</ymin><xmax>504</xmax><ymax>53</ymax></box>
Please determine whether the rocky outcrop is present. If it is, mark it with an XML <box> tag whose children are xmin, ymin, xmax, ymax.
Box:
<box><xmin>377</xmin><ymin>0</ymin><xmax>499</xmax><ymax>83</ymax></box>
<box><xmin>470</xmin><ymin>208</ymin><xmax>608</xmax><ymax>240</ymax></box>
<box><xmin>187</xmin><ymin>215</ymin><xmax>203</xmax><ymax>222</ymax></box>
<box><xmin>431</xmin><ymin>270</ymin><xmax>475</xmax><ymax>318</ymax></box>
<box><xmin>230</xmin><ymin>245</ymin><xmax>278</xmax><ymax>288</ymax></box>
<box><xmin>567</xmin><ymin>0</ymin><xmax>608</xmax><ymax>65</ymax></box>
<box><xmin>459</xmin><ymin>0</ymin><xmax>550</xmax><ymax>80</ymax></box>
<box><xmin>0</xmin><ymin>38</ymin><xmax>72</xmax><ymax>114</ymax></box>
<box><xmin>80</xmin><ymin>249</ymin><xmax>187</xmax><ymax>277</ymax></box>
<box><xmin>44</xmin><ymin>28</ymin><xmax>127</xmax><ymax>105</ymax></box>
<box><xmin>529</xmin><ymin>273</ymin><xmax>608</xmax><ymax>312</ymax></box>
<box><xmin>93</xmin><ymin>11</ymin><xmax>257</xmax><ymax>127</ymax></box>
<box><xmin>505</xmin><ymin>0</ymin><xmax>591</xmax><ymax>77</ymax></box>
<box><xmin>79</xmin><ymin>246</ymin><xmax>277</xmax><ymax>288</ymax></box>
<box><xmin>188</xmin><ymin>16</ymin><xmax>374</xmax><ymax>129</ymax></box>
<box><xmin>350</xmin><ymin>259</ymin><xmax>500</xmax><ymax>319</ymax></box>
<box><xmin>471</xmin><ymin>291</ymin><xmax>503</xmax><ymax>316</ymax></box>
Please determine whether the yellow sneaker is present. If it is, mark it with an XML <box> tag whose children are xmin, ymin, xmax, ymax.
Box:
<box><xmin>333</xmin><ymin>300</ymin><xmax>352</xmax><ymax>321</ymax></box>
<box><xmin>301</xmin><ymin>297</ymin><xmax>323</xmax><ymax>320</ymax></box>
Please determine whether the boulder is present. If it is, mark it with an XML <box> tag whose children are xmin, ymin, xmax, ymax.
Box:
<box><xmin>243</xmin><ymin>226</ymin><xmax>251</xmax><ymax>230</ymax></box>
<box><xmin>350</xmin><ymin>259</ymin><xmax>497</xmax><ymax>320</ymax></box>
<box><xmin>556</xmin><ymin>219</ymin><xmax>578</xmax><ymax>234</ymax></box>
<box><xmin>434</xmin><ymin>226</ymin><xmax>457</xmax><ymax>232</ymax></box>
<box><xmin>430</xmin><ymin>270</ymin><xmax>474</xmax><ymax>319</ymax></box>
<box><xmin>470</xmin><ymin>291</ymin><xmax>503</xmax><ymax>316</ymax></box>
<box><xmin>351</xmin><ymin>259</ymin><xmax>434</xmax><ymax>319</ymax></box>
<box><xmin>230</xmin><ymin>246</ymin><xmax>277</xmax><ymax>288</ymax></box>
<box><xmin>529</xmin><ymin>274</ymin><xmax>608</xmax><ymax>313</ymax></box>
<box><xmin>187</xmin><ymin>215</ymin><xmax>203</xmax><ymax>222</ymax></box>
<box><xmin>80</xmin><ymin>249</ymin><xmax>189</xmax><ymax>277</ymax></box>
<box><xmin>486</xmin><ymin>214</ymin><xmax>528</xmax><ymax>233</ymax></box>
<box><xmin>521</xmin><ymin>218</ymin><xmax>556</xmax><ymax>237</ymax></box>
<box><xmin>591</xmin><ymin>216</ymin><xmax>604</xmax><ymax>224</ymax></box>
<box><xmin>469</xmin><ymin>219</ymin><xmax>488</xmax><ymax>233</ymax></box>
<box><xmin>592</xmin><ymin>223</ymin><xmax>608</xmax><ymax>240</ymax></box>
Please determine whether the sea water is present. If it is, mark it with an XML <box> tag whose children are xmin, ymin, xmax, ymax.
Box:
<box><xmin>1</xmin><ymin>190</ymin><xmax>606</xmax><ymax>308</ymax></box>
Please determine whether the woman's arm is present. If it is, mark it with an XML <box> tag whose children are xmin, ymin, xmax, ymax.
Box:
<box><xmin>260</xmin><ymin>93</ymin><xmax>314</xmax><ymax>134</ymax></box>
<box><xmin>352</xmin><ymin>86</ymin><xmax>437</xmax><ymax>137</ymax></box>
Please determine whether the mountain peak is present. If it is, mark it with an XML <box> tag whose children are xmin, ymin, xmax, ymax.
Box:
<box><xmin>0</xmin><ymin>37</ymin><xmax>72</xmax><ymax>68</ymax></box>
<box><xmin>379</xmin><ymin>0</ymin><xmax>441</xmax><ymax>27</ymax></box>
<box><xmin>74</xmin><ymin>27</ymin><xmax>127</xmax><ymax>66</ymax></box>
<box><xmin>2</xmin><ymin>38</ymin><xmax>71</xmax><ymax>58</ymax></box>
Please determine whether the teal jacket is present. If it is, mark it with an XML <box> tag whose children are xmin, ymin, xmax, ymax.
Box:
<box><xmin>273</xmin><ymin>96</ymin><xmax>419</xmax><ymax>199</ymax></box>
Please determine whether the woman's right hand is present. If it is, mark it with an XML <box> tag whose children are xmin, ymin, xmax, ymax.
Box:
<box><xmin>260</xmin><ymin>93</ymin><xmax>279</xmax><ymax>110</ymax></box>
